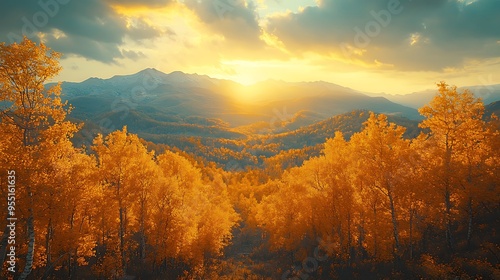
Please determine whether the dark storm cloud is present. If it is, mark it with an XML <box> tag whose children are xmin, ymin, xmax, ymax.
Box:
<box><xmin>0</xmin><ymin>0</ymin><xmax>168</xmax><ymax>63</ymax></box>
<box><xmin>266</xmin><ymin>0</ymin><xmax>500</xmax><ymax>70</ymax></box>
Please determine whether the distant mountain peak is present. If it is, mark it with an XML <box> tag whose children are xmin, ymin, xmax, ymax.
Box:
<box><xmin>168</xmin><ymin>70</ymin><xmax>186</xmax><ymax>76</ymax></box>
<box><xmin>138</xmin><ymin>67</ymin><xmax>163</xmax><ymax>74</ymax></box>
<box><xmin>131</xmin><ymin>68</ymin><xmax>168</xmax><ymax>77</ymax></box>
<box><xmin>82</xmin><ymin>76</ymin><xmax>103</xmax><ymax>82</ymax></box>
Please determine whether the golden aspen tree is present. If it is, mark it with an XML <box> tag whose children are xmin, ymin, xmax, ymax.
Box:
<box><xmin>155</xmin><ymin>151</ymin><xmax>203</xmax><ymax>264</ymax></box>
<box><xmin>131</xmin><ymin>152</ymin><xmax>160</xmax><ymax>267</ymax></box>
<box><xmin>484</xmin><ymin>116</ymin><xmax>500</xmax><ymax>199</ymax></box>
<box><xmin>455</xmin><ymin>117</ymin><xmax>491</xmax><ymax>246</ymax></box>
<box><xmin>0</xmin><ymin>115</ymin><xmax>22</xmax><ymax>270</ymax></box>
<box><xmin>321</xmin><ymin>132</ymin><xmax>358</xmax><ymax>261</ymax></box>
<box><xmin>0</xmin><ymin>37</ymin><xmax>68</xmax><ymax>280</ymax></box>
<box><xmin>198</xmin><ymin>173</ymin><xmax>239</xmax><ymax>258</ymax></box>
<box><xmin>255</xmin><ymin>169</ymin><xmax>314</xmax><ymax>259</ymax></box>
<box><xmin>350</xmin><ymin>113</ymin><xmax>409</xmax><ymax>257</ymax></box>
<box><xmin>399</xmin><ymin>135</ymin><xmax>428</xmax><ymax>259</ymax></box>
<box><xmin>453</xmin><ymin>101</ymin><xmax>499</xmax><ymax>246</ymax></box>
<box><xmin>152</xmin><ymin>150</ymin><xmax>238</xmax><ymax>276</ymax></box>
<box><xmin>31</xmin><ymin>122</ymin><xmax>94</xmax><ymax>278</ymax></box>
<box><xmin>92</xmin><ymin>127</ymin><xmax>153</xmax><ymax>275</ymax></box>
<box><xmin>55</xmin><ymin>152</ymin><xmax>99</xmax><ymax>278</ymax></box>
<box><xmin>419</xmin><ymin>82</ymin><xmax>485</xmax><ymax>251</ymax></box>
<box><xmin>91</xmin><ymin>181</ymin><xmax>122</xmax><ymax>279</ymax></box>
<box><xmin>292</xmin><ymin>132</ymin><xmax>358</xmax><ymax>262</ymax></box>
<box><xmin>34</xmin><ymin>134</ymin><xmax>98</xmax><ymax>278</ymax></box>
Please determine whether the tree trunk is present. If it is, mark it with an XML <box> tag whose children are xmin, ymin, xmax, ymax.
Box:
<box><xmin>347</xmin><ymin>211</ymin><xmax>353</xmax><ymax>265</ymax></box>
<box><xmin>0</xmin><ymin>174</ymin><xmax>10</xmax><ymax>264</ymax></box>
<box><xmin>19</xmin><ymin>138</ymin><xmax>36</xmax><ymax>280</ymax></box>
<box><xmin>0</xmin><ymin>223</ymin><xmax>10</xmax><ymax>267</ymax></box>
<box><xmin>388</xmin><ymin>189</ymin><xmax>400</xmax><ymax>253</ymax></box>
<box><xmin>338</xmin><ymin>221</ymin><xmax>343</xmax><ymax>260</ymax></box>
<box><xmin>467</xmin><ymin>197</ymin><xmax>473</xmax><ymax>247</ymax></box>
<box><xmin>444</xmin><ymin>139</ymin><xmax>454</xmax><ymax>251</ymax></box>
<box><xmin>373</xmin><ymin>202</ymin><xmax>378</xmax><ymax>258</ymax></box>
<box><xmin>68</xmin><ymin>251</ymin><xmax>72</xmax><ymax>280</ymax></box>
<box><xmin>116</xmin><ymin>177</ymin><xmax>126</xmax><ymax>274</ymax></box>
<box><xmin>358</xmin><ymin>219</ymin><xmax>367</xmax><ymax>259</ymax></box>
<box><xmin>409</xmin><ymin>207</ymin><xmax>414</xmax><ymax>260</ymax></box>
<box><xmin>45</xmin><ymin>218</ymin><xmax>53</xmax><ymax>267</ymax></box>
<box><xmin>140</xmin><ymin>198</ymin><xmax>146</xmax><ymax>265</ymax></box>
<box><xmin>41</xmin><ymin>252</ymin><xmax>70</xmax><ymax>280</ymax></box>
<box><xmin>119</xmin><ymin>203</ymin><xmax>126</xmax><ymax>273</ymax></box>
<box><xmin>445</xmin><ymin>187</ymin><xmax>453</xmax><ymax>251</ymax></box>
<box><xmin>19</xmin><ymin>210</ymin><xmax>35</xmax><ymax>280</ymax></box>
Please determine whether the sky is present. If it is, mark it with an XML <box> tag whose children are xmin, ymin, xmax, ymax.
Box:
<box><xmin>1</xmin><ymin>0</ymin><xmax>499</xmax><ymax>94</ymax></box>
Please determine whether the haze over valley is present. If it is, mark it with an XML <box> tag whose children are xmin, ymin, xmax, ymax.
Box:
<box><xmin>53</xmin><ymin>68</ymin><xmax>500</xmax><ymax>170</ymax></box>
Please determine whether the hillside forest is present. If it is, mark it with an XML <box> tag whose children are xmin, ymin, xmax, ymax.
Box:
<box><xmin>0</xmin><ymin>39</ymin><xmax>499</xmax><ymax>279</ymax></box>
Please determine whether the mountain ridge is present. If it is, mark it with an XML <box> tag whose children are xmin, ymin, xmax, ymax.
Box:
<box><xmin>51</xmin><ymin>68</ymin><xmax>500</xmax><ymax>165</ymax></box>
<box><xmin>57</xmin><ymin>68</ymin><xmax>500</xmax><ymax>170</ymax></box>
<box><xmin>55</xmin><ymin>69</ymin><xmax>500</xmax><ymax>106</ymax></box>
<box><xmin>51</xmin><ymin>68</ymin><xmax>422</xmax><ymax>126</ymax></box>
<box><xmin>366</xmin><ymin>84</ymin><xmax>500</xmax><ymax>109</ymax></box>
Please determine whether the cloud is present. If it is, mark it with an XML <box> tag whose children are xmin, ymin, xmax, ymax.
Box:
<box><xmin>122</xmin><ymin>49</ymin><xmax>146</xmax><ymax>60</ymax></box>
<box><xmin>125</xmin><ymin>18</ymin><xmax>164</xmax><ymax>40</ymax></box>
<box><xmin>265</xmin><ymin>0</ymin><xmax>500</xmax><ymax>71</ymax></box>
<box><xmin>0</xmin><ymin>0</ymin><xmax>170</xmax><ymax>63</ymax></box>
<box><xmin>45</xmin><ymin>33</ymin><xmax>124</xmax><ymax>63</ymax></box>
<box><xmin>0</xmin><ymin>0</ymin><xmax>274</xmax><ymax>63</ymax></box>
<box><xmin>109</xmin><ymin>0</ymin><xmax>174</xmax><ymax>7</ymax></box>
<box><xmin>2</xmin><ymin>0</ymin><xmax>497</xmax><ymax>72</ymax></box>
<box><xmin>184</xmin><ymin>0</ymin><xmax>263</xmax><ymax>48</ymax></box>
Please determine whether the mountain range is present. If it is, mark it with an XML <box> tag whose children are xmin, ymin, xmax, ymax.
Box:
<box><xmin>56</xmin><ymin>68</ymin><xmax>424</xmax><ymax>127</ymax></box>
<box><xmin>50</xmin><ymin>68</ymin><xmax>500</xmax><ymax>169</ymax></box>
<box><xmin>369</xmin><ymin>85</ymin><xmax>500</xmax><ymax>109</ymax></box>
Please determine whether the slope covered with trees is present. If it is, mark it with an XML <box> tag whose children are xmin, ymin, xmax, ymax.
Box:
<box><xmin>0</xmin><ymin>38</ymin><xmax>239</xmax><ymax>280</ymax></box>
<box><xmin>1</xmin><ymin>39</ymin><xmax>499</xmax><ymax>279</ymax></box>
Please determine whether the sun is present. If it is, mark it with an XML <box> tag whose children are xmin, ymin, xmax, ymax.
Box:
<box><xmin>232</xmin><ymin>74</ymin><xmax>258</xmax><ymax>86</ymax></box>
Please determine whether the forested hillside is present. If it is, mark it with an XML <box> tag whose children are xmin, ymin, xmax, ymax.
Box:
<box><xmin>1</xmin><ymin>39</ymin><xmax>499</xmax><ymax>280</ymax></box>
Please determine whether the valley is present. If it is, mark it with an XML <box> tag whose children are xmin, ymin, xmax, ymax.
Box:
<box><xmin>60</xmin><ymin>69</ymin><xmax>500</xmax><ymax>171</ymax></box>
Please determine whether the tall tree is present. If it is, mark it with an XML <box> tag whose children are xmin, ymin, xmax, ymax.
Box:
<box><xmin>314</xmin><ymin>131</ymin><xmax>357</xmax><ymax>261</ymax></box>
<box><xmin>350</xmin><ymin>113</ymin><xmax>410</xmax><ymax>256</ymax></box>
<box><xmin>418</xmin><ymin>82</ymin><xmax>485</xmax><ymax>251</ymax></box>
<box><xmin>92</xmin><ymin>127</ymin><xmax>153</xmax><ymax>276</ymax></box>
<box><xmin>34</xmin><ymin>126</ymin><xmax>98</xmax><ymax>278</ymax></box>
<box><xmin>0</xmin><ymin>37</ymin><xmax>67</xmax><ymax>280</ymax></box>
